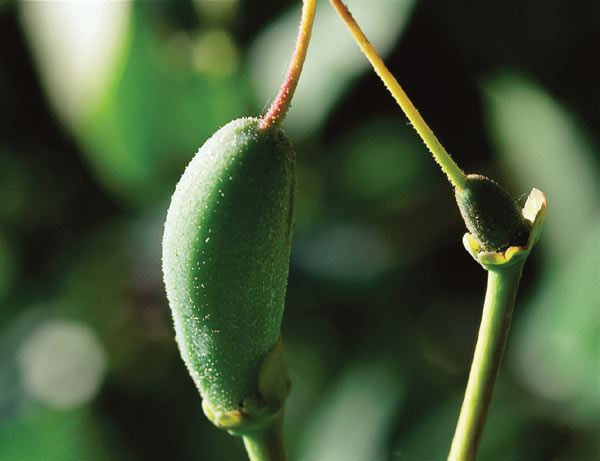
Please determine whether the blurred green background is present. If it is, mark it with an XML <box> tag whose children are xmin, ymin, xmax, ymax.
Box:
<box><xmin>1</xmin><ymin>0</ymin><xmax>598</xmax><ymax>460</ymax></box>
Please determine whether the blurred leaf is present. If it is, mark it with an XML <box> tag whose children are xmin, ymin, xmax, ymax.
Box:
<box><xmin>482</xmin><ymin>72</ymin><xmax>600</xmax><ymax>426</ymax></box>
<box><xmin>193</xmin><ymin>0</ymin><xmax>240</xmax><ymax>25</ymax></box>
<box><xmin>20</xmin><ymin>3</ymin><xmax>251</xmax><ymax>205</ymax></box>
<box><xmin>249</xmin><ymin>0</ymin><xmax>416</xmax><ymax>137</ymax></box>
<box><xmin>511</xmin><ymin>222</ymin><xmax>600</xmax><ymax>425</ymax></box>
<box><xmin>336</xmin><ymin>118</ymin><xmax>434</xmax><ymax>201</ymax></box>
<box><xmin>296</xmin><ymin>359</ymin><xmax>405</xmax><ymax>461</ymax></box>
<box><xmin>79</xmin><ymin>8</ymin><xmax>249</xmax><ymax>205</ymax></box>
<box><xmin>0</xmin><ymin>407</ymin><xmax>108</xmax><ymax>461</ymax></box>
<box><xmin>191</xmin><ymin>29</ymin><xmax>239</xmax><ymax>76</ymax></box>
<box><xmin>282</xmin><ymin>339</ymin><xmax>338</xmax><ymax>456</ymax></box>
<box><xmin>482</xmin><ymin>72</ymin><xmax>600</xmax><ymax>262</ymax></box>
<box><xmin>19</xmin><ymin>1</ymin><xmax>131</xmax><ymax>129</ymax></box>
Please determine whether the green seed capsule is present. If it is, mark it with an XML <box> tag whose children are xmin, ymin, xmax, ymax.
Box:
<box><xmin>162</xmin><ymin>117</ymin><xmax>295</xmax><ymax>425</ymax></box>
<box><xmin>455</xmin><ymin>174</ymin><xmax>531</xmax><ymax>253</ymax></box>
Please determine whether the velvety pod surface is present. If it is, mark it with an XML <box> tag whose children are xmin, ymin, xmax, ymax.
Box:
<box><xmin>455</xmin><ymin>174</ymin><xmax>530</xmax><ymax>252</ymax></box>
<box><xmin>162</xmin><ymin>117</ymin><xmax>295</xmax><ymax>413</ymax></box>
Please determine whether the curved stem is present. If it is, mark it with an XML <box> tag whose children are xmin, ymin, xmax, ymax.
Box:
<box><xmin>260</xmin><ymin>0</ymin><xmax>317</xmax><ymax>131</ymax></box>
<box><xmin>242</xmin><ymin>413</ymin><xmax>287</xmax><ymax>461</ymax></box>
<box><xmin>448</xmin><ymin>261</ymin><xmax>525</xmax><ymax>461</ymax></box>
<box><xmin>328</xmin><ymin>0</ymin><xmax>467</xmax><ymax>190</ymax></box>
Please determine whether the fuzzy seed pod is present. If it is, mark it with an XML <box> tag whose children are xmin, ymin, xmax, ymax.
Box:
<box><xmin>162</xmin><ymin>117</ymin><xmax>295</xmax><ymax>426</ymax></box>
<box><xmin>455</xmin><ymin>174</ymin><xmax>531</xmax><ymax>253</ymax></box>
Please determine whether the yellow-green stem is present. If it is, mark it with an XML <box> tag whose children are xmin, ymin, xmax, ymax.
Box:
<box><xmin>328</xmin><ymin>0</ymin><xmax>467</xmax><ymax>190</ymax></box>
<box><xmin>448</xmin><ymin>261</ymin><xmax>525</xmax><ymax>460</ymax></box>
<box><xmin>242</xmin><ymin>414</ymin><xmax>287</xmax><ymax>461</ymax></box>
<box><xmin>260</xmin><ymin>0</ymin><xmax>317</xmax><ymax>131</ymax></box>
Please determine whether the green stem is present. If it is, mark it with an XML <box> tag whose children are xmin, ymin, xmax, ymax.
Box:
<box><xmin>329</xmin><ymin>0</ymin><xmax>467</xmax><ymax>190</ymax></box>
<box><xmin>260</xmin><ymin>0</ymin><xmax>316</xmax><ymax>131</ymax></box>
<box><xmin>448</xmin><ymin>261</ymin><xmax>525</xmax><ymax>461</ymax></box>
<box><xmin>242</xmin><ymin>414</ymin><xmax>287</xmax><ymax>461</ymax></box>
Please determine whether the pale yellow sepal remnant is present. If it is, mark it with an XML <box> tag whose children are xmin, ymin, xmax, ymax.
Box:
<box><xmin>201</xmin><ymin>336</ymin><xmax>291</xmax><ymax>437</ymax></box>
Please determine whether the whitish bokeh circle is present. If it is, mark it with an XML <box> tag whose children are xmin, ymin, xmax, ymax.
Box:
<box><xmin>18</xmin><ymin>319</ymin><xmax>106</xmax><ymax>409</ymax></box>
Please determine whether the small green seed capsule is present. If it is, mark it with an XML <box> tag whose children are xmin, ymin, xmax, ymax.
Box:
<box><xmin>162</xmin><ymin>117</ymin><xmax>295</xmax><ymax>424</ymax></box>
<box><xmin>455</xmin><ymin>174</ymin><xmax>531</xmax><ymax>252</ymax></box>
